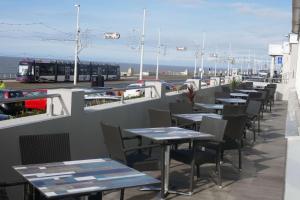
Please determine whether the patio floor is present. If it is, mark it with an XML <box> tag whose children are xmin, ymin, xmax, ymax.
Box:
<box><xmin>105</xmin><ymin>101</ymin><xmax>288</xmax><ymax>200</ymax></box>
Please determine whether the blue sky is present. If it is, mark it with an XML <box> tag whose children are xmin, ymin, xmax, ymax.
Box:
<box><xmin>0</xmin><ymin>0</ymin><xmax>291</xmax><ymax>67</ymax></box>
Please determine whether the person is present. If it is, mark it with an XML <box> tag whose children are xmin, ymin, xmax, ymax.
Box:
<box><xmin>0</xmin><ymin>80</ymin><xmax>6</xmax><ymax>89</ymax></box>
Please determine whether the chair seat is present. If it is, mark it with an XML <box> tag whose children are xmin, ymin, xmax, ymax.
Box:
<box><xmin>170</xmin><ymin>148</ymin><xmax>217</xmax><ymax>165</ymax></box>
<box><xmin>126</xmin><ymin>152</ymin><xmax>160</xmax><ymax>171</ymax></box>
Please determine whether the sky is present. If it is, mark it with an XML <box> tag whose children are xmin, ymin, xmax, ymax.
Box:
<box><xmin>0</xmin><ymin>0</ymin><xmax>292</xmax><ymax>68</ymax></box>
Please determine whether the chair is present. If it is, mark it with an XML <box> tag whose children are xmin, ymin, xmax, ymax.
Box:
<box><xmin>19</xmin><ymin>133</ymin><xmax>77</xmax><ymax>200</ymax></box>
<box><xmin>222</xmin><ymin>115</ymin><xmax>247</xmax><ymax>170</ymax></box>
<box><xmin>169</xmin><ymin>102</ymin><xmax>194</xmax><ymax>128</ymax></box>
<box><xmin>19</xmin><ymin>133</ymin><xmax>71</xmax><ymax>165</ymax></box>
<box><xmin>148</xmin><ymin>108</ymin><xmax>172</xmax><ymax>127</ymax></box>
<box><xmin>223</xmin><ymin>104</ymin><xmax>246</xmax><ymax>117</ymax></box>
<box><xmin>248</xmin><ymin>92</ymin><xmax>262</xmax><ymax>101</ymax></box>
<box><xmin>170</xmin><ymin>117</ymin><xmax>228</xmax><ymax>190</ymax></box>
<box><xmin>245</xmin><ymin>100</ymin><xmax>262</xmax><ymax>142</ymax></box>
<box><xmin>244</xmin><ymin>82</ymin><xmax>253</xmax><ymax>89</ymax></box>
<box><xmin>100</xmin><ymin>122</ymin><xmax>160</xmax><ymax>200</ymax></box>
<box><xmin>215</xmin><ymin>92</ymin><xmax>230</xmax><ymax>100</ymax></box>
<box><xmin>169</xmin><ymin>102</ymin><xmax>193</xmax><ymax>114</ymax></box>
<box><xmin>221</xmin><ymin>86</ymin><xmax>231</xmax><ymax>93</ymax></box>
<box><xmin>100</xmin><ymin>122</ymin><xmax>160</xmax><ymax>170</ymax></box>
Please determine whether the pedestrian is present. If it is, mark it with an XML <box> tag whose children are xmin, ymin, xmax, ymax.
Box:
<box><xmin>0</xmin><ymin>80</ymin><xmax>6</xmax><ymax>89</ymax></box>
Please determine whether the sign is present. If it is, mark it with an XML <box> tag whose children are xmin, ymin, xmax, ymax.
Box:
<box><xmin>277</xmin><ymin>56</ymin><xmax>283</xmax><ymax>65</ymax></box>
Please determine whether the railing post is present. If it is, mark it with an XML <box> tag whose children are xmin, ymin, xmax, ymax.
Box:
<box><xmin>49</xmin><ymin>97</ymin><xmax>54</xmax><ymax>116</ymax></box>
<box><xmin>121</xmin><ymin>94</ymin><xmax>125</xmax><ymax>104</ymax></box>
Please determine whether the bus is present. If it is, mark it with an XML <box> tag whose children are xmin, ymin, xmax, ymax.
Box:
<box><xmin>16</xmin><ymin>59</ymin><xmax>120</xmax><ymax>83</ymax></box>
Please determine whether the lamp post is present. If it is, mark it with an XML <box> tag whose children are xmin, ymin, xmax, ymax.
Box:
<box><xmin>155</xmin><ymin>28</ymin><xmax>161</xmax><ymax>80</ymax></box>
<box><xmin>139</xmin><ymin>8</ymin><xmax>146</xmax><ymax>81</ymax></box>
<box><xmin>74</xmin><ymin>4</ymin><xmax>80</xmax><ymax>86</ymax></box>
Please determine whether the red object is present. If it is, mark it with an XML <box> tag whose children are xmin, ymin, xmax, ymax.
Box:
<box><xmin>24</xmin><ymin>89</ymin><xmax>47</xmax><ymax>111</ymax></box>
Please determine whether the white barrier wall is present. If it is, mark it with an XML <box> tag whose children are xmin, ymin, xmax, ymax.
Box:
<box><xmin>0</xmin><ymin>81</ymin><xmax>223</xmax><ymax>199</ymax></box>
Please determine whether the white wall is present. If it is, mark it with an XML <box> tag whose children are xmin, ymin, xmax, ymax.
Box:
<box><xmin>0</xmin><ymin>82</ymin><xmax>222</xmax><ymax>199</ymax></box>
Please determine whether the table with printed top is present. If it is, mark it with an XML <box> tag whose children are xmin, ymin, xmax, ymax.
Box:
<box><xmin>216</xmin><ymin>98</ymin><xmax>247</xmax><ymax>104</ymax></box>
<box><xmin>125</xmin><ymin>127</ymin><xmax>214</xmax><ymax>199</ymax></box>
<box><xmin>13</xmin><ymin>158</ymin><xmax>160</xmax><ymax>199</ymax></box>
<box><xmin>230</xmin><ymin>92</ymin><xmax>249</xmax><ymax>98</ymax></box>
<box><xmin>194</xmin><ymin>103</ymin><xmax>224</xmax><ymax>112</ymax></box>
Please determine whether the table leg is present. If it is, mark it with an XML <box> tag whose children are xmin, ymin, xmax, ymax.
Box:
<box><xmin>160</xmin><ymin>144</ymin><xmax>170</xmax><ymax>199</ymax></box>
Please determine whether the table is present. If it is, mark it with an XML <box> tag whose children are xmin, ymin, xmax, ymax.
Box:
<box><xmin>125</xmin><ymin>127</ymin><xmax>214</xmax><ymax>198</ymax></box>
<box><xmin>194</xmin><ymin>103</ymin><xmax>224</xmax><ymax>112</ymax></box>
<box><xmin>216</xmin><ymin>98</ymin><xmax>247</xmax><ymax>104</ymax></box>
<box><xmin>173</xmin><ymin>113</ymin><xmax>222</xmax><ymax>126</ymax></box>
<box><xmin>230</xmin><ymin>92</ymin><xmax>249</xmax><ymax>98</ymax></box>
<box><xmin>13</xmin><ymin>158</ymin><xmax>160</xmax><ymax>199</ymax></box>
<box><xmin>236</xmin><ymin>89</ymin><xmax>260</xmax><ymax>93</ymax></box>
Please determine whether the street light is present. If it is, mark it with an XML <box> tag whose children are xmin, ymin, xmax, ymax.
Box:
<box><xmin>74</xmin><ymin>4</ymin><xmax>80</xmax><ymax>86</ymax></box>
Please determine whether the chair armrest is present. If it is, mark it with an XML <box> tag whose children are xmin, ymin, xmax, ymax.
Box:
<box><xmin>124</xmin><ymin>144</ymin><xmax>160</xmax><ymax>153</ymax></box>
<box><xmin>122</xmin><ymin>135</ymin><xmax>142</xmax><ymax>141</ymax></box>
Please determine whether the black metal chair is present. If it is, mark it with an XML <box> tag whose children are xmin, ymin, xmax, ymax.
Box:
<box><xmin>215</xmin><ymin>92</ymin><xmax>230</xmax><ymax>101</ymax></box>
<box><xmin>100</xmin><ymin>122</ymin><xmax>160</xmax><ymax>200</ymax></box>
<box><xmin>246</xmin><ymin>100</ymin><xmax>262</xmax><ymax>141</ymax></box>
<box><xmin>19</xmin><ymin>133</ymin><xmax>71</xmax><ymax>165</ymax></box>
<box><xmin>18</xmin><ymin>133</ymin><xmax>83</xmax><ymax>200</ymax></box>
<box><xmin>222</xmin><ymin>115</ymin><xmax>247</xmax><ymax>170</ymax></box>
<box><xmin>170</xmin><ymin>117</ymin><xmax>228</xmax><ymax>189</ymax></box>
<box><xmin>100</xmin><ymin>122</ymin><xmax>160</xmax><ymax>170</ymax></box>
<box><xmin>148</xmin><ymin>108</ymin><xmax>172</xmax><ymax>127</ymax></box>
<box><xmin>169</xmin><ymin>102</ymin><xmax>194</xmax><ymax>128</ymax></box>
<box><xmin>221</xmin><ymin>86</ymin><xmax>231</xmax><ymax>93</ymax></box>
<box><xmin>169</xmin><ymin>102</ymin><xmax>193</xmax><ymax>114</ymax></box>
<box><xmin>223</xmin><ymin>104</ymin><xmax>247</xmax><ymax>117</ymax></box>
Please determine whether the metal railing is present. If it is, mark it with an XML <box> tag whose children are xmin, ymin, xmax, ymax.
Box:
<box><xmin>84</xmin><ymin>85</ymin><xmax>157</xmax><ymax>107</ymax></box>
<box><xmin>0</xmin><ymin>73</ymin><xmax>16</xmax><ymax>80</ymax></box>
<box><xmin>0</xmin><ymin>93</ymin><xmax>63</xmax><ymax>117</ymax></box>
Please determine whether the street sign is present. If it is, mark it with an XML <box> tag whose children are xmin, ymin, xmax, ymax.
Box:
<box><xmin>277</xmin><ymin>56</ymin><xmax>283</xmax><ymax>65</ymax></box>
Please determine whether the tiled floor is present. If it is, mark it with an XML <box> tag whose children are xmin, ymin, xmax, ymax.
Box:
<box><xmin>106</xmin><ymin>101</ymin><xmax>287</xmax><ymax>200</ymax></box>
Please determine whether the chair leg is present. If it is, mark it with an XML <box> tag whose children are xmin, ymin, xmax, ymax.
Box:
<box><xmin>189</xmin><ymin>142</ymin><xmax>196</xmax><ymax>195</ymax></box>
<box><xmin>196</xmin><ymin>164</ymin><xmax>200</xmax><ymax>178</ymax></box>
<box><xmin>217</xmin><ymin>153</ymin><xmax>222</xmax><ymax>188</ymax></box>
<box><xmin>120</xmin><ymin>189</ymin><xmax>124</xmax><ymax>200</ymax></box>
<box><xmin>238</xmin><ymin>146</ymin><xmax>242</xmax><ymax>171</ymax></box>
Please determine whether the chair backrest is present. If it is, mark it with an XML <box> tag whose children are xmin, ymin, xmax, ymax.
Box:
<box><xmin>246</xmin><ymin>100</ymin><xmax>262</xmax><ymax>116</ymax></box>
<box><xmin>169</xmin><ymin>102</ymin><xmax>193</xmax><ymax>114</ymax></box>
<box><xmin>200</xmin><ymin>117</ymin><xmax>227</xmax><ymax>142</ymax></box>
<box><xmin>223</xmin><ymin>104</ymin><xmax>247</xmax><ymax>117</ymax></box>
<box><xmin>223</xmin><ymin>115</ymin><xmax>247</xmax><ymax>140</ymax></box>
<box><xmin>100</xmin><ymin>122</ymin><xmax>127</xmax><ymax>163</ymax></box>
<box><xmin>215</xmin><ymin>92</ymin><xmax>230</xmax><ymax>99</ymax></box>
<box><xmin>148</xmin><ymin>108</ymin><xmax>172</xmax><ymax>127</ymax></box>
<box><xmin>221</xmin><ymin>86</ymin><xmax>231</xmax><ymax>93</ymax></box>
<box><xmin>244</xmin><ymin>82</ymin><xmax>253</xmax><ymax>89</ymax></box>
<box><xmin>248</xmin><ymin>92</ymin><xmax>262</xmax><ymax>100</ymax></box>
<box><xmin>19</xmin><ymin>133</ymin><xmax>71</xmax><ymax>165</ymax></box>
<box><xmin>266</xmin><ymin>83</ymin><xmax>277</xmax><ymax>89</ymax></box>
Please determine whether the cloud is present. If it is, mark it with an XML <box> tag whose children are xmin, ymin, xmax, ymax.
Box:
<box><xmin>229</xmin><ymin>2</ymin><xmax>291</xmax><ymax>19</ymax></box>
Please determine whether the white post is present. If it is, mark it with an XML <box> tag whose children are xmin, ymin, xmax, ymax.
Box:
<box><xmin>156</xmin><ymin>28</ymin><xmax>161</xmax><ymax>80</ymax></box>
<box><xmin>139</xmin><ymin>8</ymin><xmax>146</xmax><ymax>81</ymax></box>
<box><xmin>270</xmin><ymin>56</ymin><xmax>275</xmax><ymax>80</ymax></box>
<box><xmin>194</xmin><ymin>52</ymin><xmax>198</xmax><ymax>78</ymax></box>
<box><xmin>248</xmin><ymin>49</ymin><xmax>250</xmax><ymax>75</ymax></box>
<box><xmin>74</xmin><ymin>4</ymin><xmax>80</xmax><ymax>86</ymax></box>
<box><xmin>227</xmin><ymin>43</ymin><xmax>231</xmax><ymax>76</ymax></box>
<box><xmin>200</xmin><ymin>32</ymin><xmax>205</xmax><ymax>80</ymax></box>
